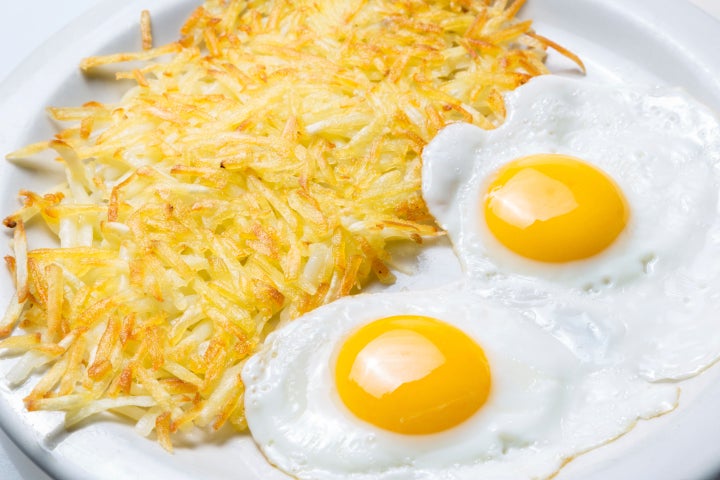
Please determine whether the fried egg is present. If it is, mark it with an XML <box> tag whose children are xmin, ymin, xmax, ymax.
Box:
<box><xmin>422</xmin><ymin>75</ymin><xmax>720</xmax><ymax>290</ymax></box>
<box><xmin>242</xmin><ymin>287</ymin><xmax>676</xmax><ymax>480</ymax></box>
<box><xmin>422</xmin><ymin>75</ymin><xmax>720</xmax><ymax>381</ymax></box>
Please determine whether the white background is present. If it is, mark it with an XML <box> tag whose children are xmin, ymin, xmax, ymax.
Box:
<box><xmin>0</xmin><ymin>0</ymin><xmax>719</xmax><ymax>478</ymax></box>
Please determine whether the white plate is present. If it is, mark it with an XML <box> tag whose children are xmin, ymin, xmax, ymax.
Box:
<box><xmin>1</xmin><ymin>1</ymin><xmax>720</xmax><ymax>479</ymax></box>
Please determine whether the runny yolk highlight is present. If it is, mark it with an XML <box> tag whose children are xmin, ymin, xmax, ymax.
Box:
<box><xmin>483</xmin><ymin>154</ymin><xmax>629</xmax><ymax>263</ymax></box>
<box><xmin>334</xmin><ymin>315</ymin><xmax>491</xmax><ymax>435</ymax></box>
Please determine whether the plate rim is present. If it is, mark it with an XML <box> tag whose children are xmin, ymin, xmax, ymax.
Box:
<box><xmin>1</xmin><ymin>1</ymin><xmax>720</xmax><ymax>479</ymax></box>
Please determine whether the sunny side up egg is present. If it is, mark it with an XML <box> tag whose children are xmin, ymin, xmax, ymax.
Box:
<box><xmin>422</xmin><ymin>75</ymin><xmax>720</xmax><ymax>381</ymax></box>
<box><xmin>242</xmin><ymin>287</ymin><xmax>675</xmax><ymax>480</ymax></box>
<box><xmin>423</xmin><ymin>75</ymin><xmax>720</xmax><ymax>289</ymax></box>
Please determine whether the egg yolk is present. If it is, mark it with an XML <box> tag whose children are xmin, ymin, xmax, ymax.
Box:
<box><xmin>483</xmin><ymin>154</ymin><xmax>629</xmax><ymax>263</ymax></box>
<box><xmin>334</xmin><ymin>315</ymin><xmax>491</xmax><ymax>435</ymax></box>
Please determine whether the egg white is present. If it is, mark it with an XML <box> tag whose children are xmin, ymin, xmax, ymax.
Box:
<box><xmin>422</xmin><ymin>75</ymin><xmax>720</xmax><ymax>291</ymax></box>
<box><xmin>242</xmin><ymin>286</ymin><xmax>676</xmax><ymax>480</ymax></box>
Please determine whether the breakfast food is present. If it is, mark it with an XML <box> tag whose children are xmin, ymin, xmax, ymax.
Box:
<box><xmin>243</xmin><ymin>287</ymin><xmax>677</xmax><ymax>480</ymax></box>
<box><xmin>0</xmin><ymin>0</ymin><xmax>576</xmax><ymax>449</ymax></box>
<box><xmin>423</xmin><ymin>75</ymin><xmax>720</xmax><ymax>289</ymax></box>
<box><xmin>242</xmin><ymin>76</ymin><xmax>720</xmax><ymax>479</ymax></box>
<box><xmin>2</xmin><ymin>0</ymin><xmax>719</xmax><ymax>476</ymax></box>
<box><xmin>422</xmin><ymin>75</ymin><xmax>720</xmax><ymax>381</ymax></box>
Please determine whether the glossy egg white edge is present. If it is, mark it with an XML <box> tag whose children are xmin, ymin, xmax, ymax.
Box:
<box><xmin>242</xmin><ymin>285</ymin><xmax>677</xmax><ymax>480</ymax></box>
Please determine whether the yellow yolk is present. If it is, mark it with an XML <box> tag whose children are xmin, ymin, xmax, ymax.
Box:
<box><xmin>483</xmin><ymin>154</ymin><xmax>630</xmax><ymax>263</ymax></box>
<box><xmin>334</xmin><ymin>315</ymin><xmax>491</xmax><ymax>435</ymax></box>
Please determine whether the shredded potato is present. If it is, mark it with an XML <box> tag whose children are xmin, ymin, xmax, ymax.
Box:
<box><xmin>2</xmin><ymin>0</ymin><xmax>581</xmax><ymax>448</ymax></box>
